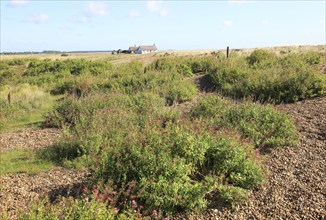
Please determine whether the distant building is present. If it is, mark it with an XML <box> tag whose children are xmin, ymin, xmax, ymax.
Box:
<box><xmin>135</xmin><ymin>44</ymin><xmax>157</xmax><ymax>54</ymax></box>
<box><xmin>112</xmin><ymin>50</ymin><xmax>117</xmax><ymax>55</ymax></box>
<box><xmin>129</xmin><ymin>45</ymin><xmax>138</xmax><ymax>54</ymax></box>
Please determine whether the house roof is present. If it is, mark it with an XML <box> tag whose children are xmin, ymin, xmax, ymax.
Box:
<box><xmin>129</xmin><ymin>46</ymin><xmax>138</xmax><ymax>51</ymax></box>
<box><xmin>137</xmin><ymin>45</ymin><xmax>157</xmax><ymax>51</ymax></box>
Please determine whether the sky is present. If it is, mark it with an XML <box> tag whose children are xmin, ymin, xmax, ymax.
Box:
<box><xmin>0</xmin><ymin>0</ymin><xmax>325</xmax><ymax>52</ymax></box>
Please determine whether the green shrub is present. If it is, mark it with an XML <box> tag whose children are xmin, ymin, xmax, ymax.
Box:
<box><xmin>247</xmin><ymin>49</ymin><xmax>277</xmax><ymax>66</ymax></box>
<box><xmin>165</xmin><ymin>79</ymin><xmax>198</xmax><ymax>105</ymax></box>
<box><xmin>190</xmin><ymin>95</ymin><xmax>298</xmax><ymax>148</ymax></box>
<box><xmin>189</xmin><ymin>95</ymin><xmax>232</xmax><ymax>119</ymax></box>
<box><xmin>7</xmin><ymin>58</ymin><xmax>27</xmax><ymax>66</ymax></box>
<box><xmin>209</xmin><ymin>52</ymin><xmax>326</xmax><ymax>103</ymax></box>
<box><xmin>14</xmin><ymin>196</ymin><xmax>126</xmax><ymax>220</ymax></box>
<box><xmin>92</xmin><ymin>114</ymin><xmax>265</xmax><ymax>216</ymax></box>
<box><xmin>44</xmin><ymin>96</ymin><xmax>82</xmax><ymax>128</ymax></box>
<box><xmin>217</xmin><ymin>185</ymin><xmax>248</xmax><ymax>207</ymax></box>
<box><xmin>146</xmin><ymin>57</ymin><xmax>217</xmax><ymax>75</ymax></box>
<box><xmin>97</xmin><ymin>120</ymin><xmax>208</xmax><ymax>215</ymax></box>
<box><xmin>302</xmin><ymin>52</ymin><xmax>322</xmax><ymax>65</ymax></box>
<box><xmin>226</xmin><ymin>102</ymin><xmax>298</xmax><ymax>147</ymax></box>
<box><xmin>178</xmin><ymin>63</ymin><xmax>193</xmax><ymax>76</ymax></box>
<box><xmin>202</xmin><ymin>133</ymin><xmax>264</xmax><ymax>188</ymax></box>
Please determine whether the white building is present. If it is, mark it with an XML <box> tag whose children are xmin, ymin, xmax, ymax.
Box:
<box><xmin>129</xmin><ymin>45</ymin><xmax>138</xmax><ymax>54</ymax></box>
<box><xmin>135</xmin><ymin>44</ymin><xmax>157</xmax><ymax>54</ymax></box>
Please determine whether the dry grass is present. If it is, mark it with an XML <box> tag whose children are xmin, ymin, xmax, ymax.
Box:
<box><xmin>1</xmin><ymin>45</ymin><xmax>325</xmax><ymax>63</ymax></box>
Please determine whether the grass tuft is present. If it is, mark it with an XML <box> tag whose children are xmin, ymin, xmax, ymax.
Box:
<box><xmin>0</xmin><ymin>149</ymin><xmax>54</xmax><ymax>175</ymax></box>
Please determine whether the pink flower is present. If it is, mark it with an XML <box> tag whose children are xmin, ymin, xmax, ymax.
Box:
<box><xmin>92</xmin><ymin>185</ymin><xmax>97</xmax><ymax>189</ymax></box>
<box><xmin>139</xmin><ymin>205</ymin><xmax>144</xmax><ymax>209</ymax></box>
<box><xmin>152</xmin><ymin>210</ymin><xmax>158</xmax><ymax>216</ymax></box>
<box><xmin>82</xmin><ymin>187</ymin><xmax>88</xmax><ymax>194</ymax></box>
<box><xmin>131</xmin><ymin>200</ymin><xmax>137</xmax><ymax>207</ymax></box>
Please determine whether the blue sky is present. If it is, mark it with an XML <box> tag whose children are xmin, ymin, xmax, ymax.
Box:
<box><xmin>1</xmin><ymin>0</ymin><xmax>325</xmax><ymax>52</ymax></box>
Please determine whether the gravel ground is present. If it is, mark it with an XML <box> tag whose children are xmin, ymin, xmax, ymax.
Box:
<box><xmin>0</xmin><ymin>128</ymin><xmax>61</xmax><ymax>152</ymax></box>
<box><xmin>0</xmin><ymin>128</ymin><xmax>88</xmax><ymax>219</ymax></box>
<box><xmin>0</xmin><ymin>167</ymin><xmax>88</xmax><ymax>218</ymax></box>
<box><xmin>0</xmin><ymin>96</ymin><xmax>325</xmax><ymax>219</ymax></box>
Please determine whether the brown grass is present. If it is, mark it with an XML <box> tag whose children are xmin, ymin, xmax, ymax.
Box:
<box><xmin>1</xmin><ymin>45</ymin><xmax>325</xmax><ymax>63</ymax></box>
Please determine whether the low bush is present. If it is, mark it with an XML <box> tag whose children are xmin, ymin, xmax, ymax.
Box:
<box><xmin>164</xmin><ymin>79</ymin><xmax>198</xmax><ymax>105</ymax></box>
<box><xmin>227</xmin><ymin>102</ymin><xmax>298</xmax><ymax>147</ymax></box>
<box><xmin>209</xmin><ymin>50</ymin><xmax>325</xmax><ymax>103</ymax></box>
<box><xmin>146</xmin><ymin>57</ymin><xmax>218</xmax><ymax>75</ymax></box>
<box><xmin>247</xmin><ymin>49</ymin><xmax>277</xmax><ymax>66</ymax></box>
<box><xmin>43</xmin><ymin>96</ymin><xmax>82</xmax><ymax>128</ymax></box>
<box><xmin>217</xmin><ymin>185</ymin><xmax>248</xmax><ymax>208</ymax></box>
<box><xmin>44</xmin><ymin>91</ymin><xmax>266</xmax><ymax>216</ymax></box>
<box><xmin>190</xmin><ymin>95</ymin><xmax>298</xmax><ymax>148</ymax></box>
<box><xmin>96</xmin><ymin>117</ymin><xmax>264</xmax><ymax>216</ymax></box>
<box><xmin>14</xmin><ymin>196</ymin><xmax>131</xmax><ymax>220</ymax></box>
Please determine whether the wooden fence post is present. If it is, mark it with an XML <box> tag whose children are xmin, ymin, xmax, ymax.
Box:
<box><xmin>8</xmin><ymin>92</ymin><xmax>11</xmax><ymax>105</ymax></box>
<box><xmin>226</xmin><ymin>46</ymin><xmax>229</xmax><ymax>58</ymax></box>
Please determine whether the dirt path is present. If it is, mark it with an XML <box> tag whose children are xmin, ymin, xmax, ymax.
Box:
<box><xmin>0</xmin><ymin>128</ymin><xmax>88</xmax><ymax>218</ymax></box>
<box><xmin>184</xmin><ymin>96</ymin><xmax>325</xmax><ymax>219</ymax></box>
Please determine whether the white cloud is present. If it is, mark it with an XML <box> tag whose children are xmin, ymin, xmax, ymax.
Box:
<box><xmin>7</xmin><ymin>0</ymin><xmax>29</xmax><ymax>7</ymax></box>
<box><xmin>147</xmin><ymin>1</ymin><xmax>168</xmax><ymax>16</ymax></box>
<box><xmin>85</xmin><ymin>2</ymin><xmax>107</xmax><ymax>17</ymax></box>
<box><xmin>128</xmin><ymin>10</ymin><xmax>140</xmax><ymax>17</ymax></box>
<box><xmin>69</xmin><ymin>2</ymin><xmax>107</xmax><ymax>23</ymax></box>
<box><xmin>147</xmin><ymin>1</ymin><xmax>161</xmax><ymax>12</ymax></box>
<box><xmin>224</xmin><ymin>20</ymin><xmax>233</xmax><ymax>27</ymax></box>
<box><xmin>69</xmin><ymin>15</ymin><xmax>90</xmax><ymax>23</ymax></box>
<box><xmin>261</xmin><ymin>20</ymin><xmax>269</xmax><ymax>25</ymax></box>
<box><xmin>59</xmin><ymin>26</ymin><xmax>72</xmax><ymax>31</ymax></box>
<box><xmin>27</xmin><ymin>13</ymin><xmax>49</xmax><ymax>24</ymax></box>
<box><xmin>228</xmin><ymin>0</ymin><xmax>247</xmax><ymax>4</ymax></box>
<box><xmin>159</xmin><ymin>9</ymin><xmax>168</xmax><ymax>17</ymax></box>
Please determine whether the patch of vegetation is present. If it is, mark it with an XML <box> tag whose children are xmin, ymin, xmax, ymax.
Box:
<box><xmin>145</xmin><ymin>56</ymin><xmax>217</xmax><ymax>75</ymax></box>
<box><xmin>189</xmin><ymin>95</ymin><xmax>298</xmax><ymax>148</ymax></box>
<box><xmin>209</xmin><ymin>50</ymin><xmax>325</xmax><ymax>103</ymax></box>
<box><xmin>1</xmin><ymin>49</ymin><xmax>313</xmax><ymax>218</ymax></box>
<box><xmin>0</xmin><ymin>149</ymin><xmax>54</xmax><ymax>175</ymax></box>
<box><xmin>0</xmin><ymin>84</ymin><xmax>57</xmax><ymax>131</ymax></box>
<box><xmin>41</xmin><ymin>92</ymin><xmax>265</xmax><ymax>217</ymax></box>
